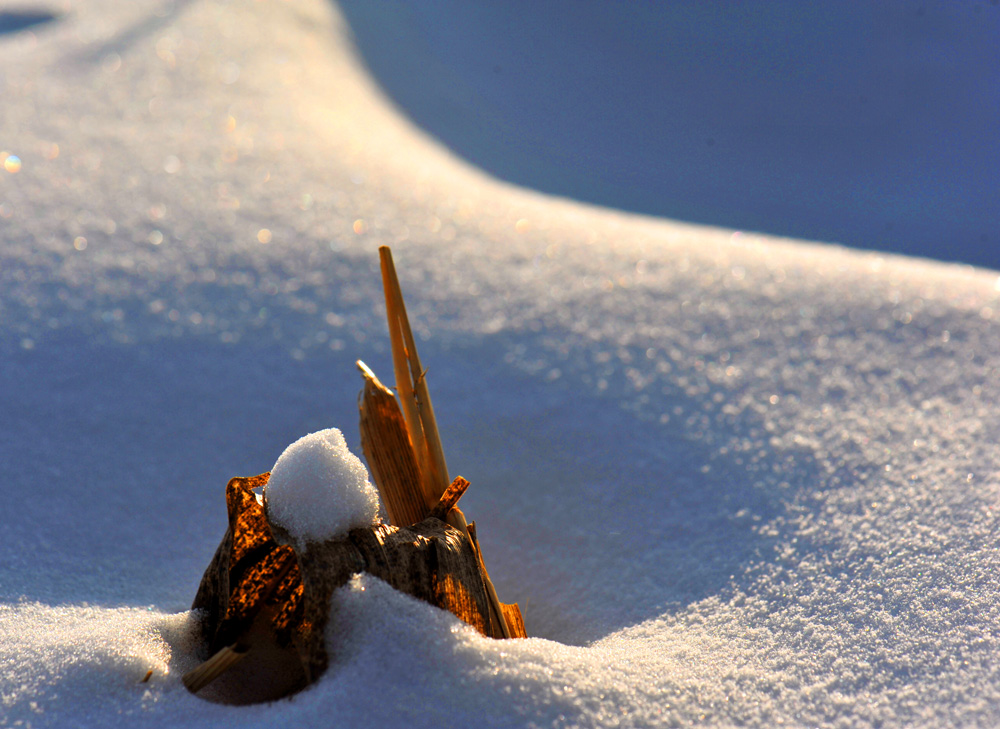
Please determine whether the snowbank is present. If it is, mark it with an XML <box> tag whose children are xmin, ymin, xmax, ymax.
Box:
<box><xmin>2</xmin><ymin>0</ymin><xmax>1000</xmax><ymax>727</ymax></box>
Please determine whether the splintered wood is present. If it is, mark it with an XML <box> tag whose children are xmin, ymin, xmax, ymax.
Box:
<box><xmin>186</xmin><ymin>475</ymin><xmax>515</xmax><ymax>704</ymax></box>
<box><xmin>359</xmin><ymin>245</ymin><xmax>524</xmax><ymax>640</ymax></box>
<box><xmin>186</xmin><ymin>475</ymin><xmax>310</xmax><ymax>703</ymax></box>
<box><xmin>357</xmin><ymin>362</ymin><xmax>427</xmax><ymax>529</ymax></box>
<box><xmin>183</xmin><ymin>246</ymin><xmax>524</xmax><ymax>705</ymax></box>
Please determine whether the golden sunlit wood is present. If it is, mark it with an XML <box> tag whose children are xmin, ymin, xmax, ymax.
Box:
<box><xmin>373</xmin><ymin>246</ymin><xmax>516</xmax><ymax>639</ymax></box>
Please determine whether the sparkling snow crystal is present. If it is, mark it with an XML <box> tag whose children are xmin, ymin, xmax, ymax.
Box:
<box><xmin>264</xmin><ymin>429</ymin><xmax>380</xmax><ymax>544</ymax></box>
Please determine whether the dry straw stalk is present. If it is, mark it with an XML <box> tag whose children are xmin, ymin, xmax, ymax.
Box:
<box><xmin>364</xmin><ymin>245</ymin><xmax>520</xmax><ymax>638</ymax></box>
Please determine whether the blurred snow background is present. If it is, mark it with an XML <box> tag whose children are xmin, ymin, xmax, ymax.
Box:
<box><xmin>2</xmin><ymin>1</ymin><xmax>1000</xmax><ymax>727</ymax></box>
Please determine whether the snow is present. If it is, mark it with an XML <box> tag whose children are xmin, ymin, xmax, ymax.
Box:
<box><xmin>264</xmin><ymin>428</ymin><xmax>380</xmax><ymax>544</ymax></box>
<box><xmin>2</xmin><ymin>0</ymin><xmax>1000</xmax><ymax>727</ymax></box>
<box><xmin>337</xmin><ymin>1</ymin><xmax>1000</xmax><ymax>270</ymax></box>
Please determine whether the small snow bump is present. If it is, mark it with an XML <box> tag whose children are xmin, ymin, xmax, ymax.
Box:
<box><xmin>264</xmin><ymin>429</ymin><xmax>381</xmax><ymax>545</ymax></box>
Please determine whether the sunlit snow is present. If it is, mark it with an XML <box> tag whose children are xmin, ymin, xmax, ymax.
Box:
<box><xmin>2</xmin><ymin>1</ymin><xmax>1000</xmax><ymax>727</ymax></box>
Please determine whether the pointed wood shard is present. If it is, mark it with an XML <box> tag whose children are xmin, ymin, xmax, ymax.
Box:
<box><xmin>371</xmin><ymin>246</ymin><xmax>521</xmax><ymax>640</ymax></box>
<box><xmin>358</xmin><ymin>361</ymin><xmax>429</xmax><ymax>527</ymax></box>
<box><xmin>379</xmin><ymin>246</ymin><xmax>451</xmax><ymax>503</ymax></box>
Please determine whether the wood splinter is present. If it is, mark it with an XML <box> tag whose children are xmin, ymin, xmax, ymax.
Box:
<box><xmin>429</xmin><ymin>476</ymin><xmax>471</xmax><ymax>521</ymax></box>
<box><xmin>182</xmin><ymin>645</ymin><xmax>248</xmax><ymax>694</ymax></box>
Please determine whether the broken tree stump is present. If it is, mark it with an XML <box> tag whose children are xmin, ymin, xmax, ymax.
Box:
<box><xmin>184</xmin><ymin>246</ymin><xmax>525</xmax><ymax>704</ymax></box>
<box><xmin>185</xmin><ymin>472</ymin><xmax>513</xmax><ymax>704</ymax></box>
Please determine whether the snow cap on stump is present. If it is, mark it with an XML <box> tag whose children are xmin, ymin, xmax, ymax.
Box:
<box><xmin>264</xmin><ymin>428</ymin><xmax>381</xmax><ymax>544</ymax></box>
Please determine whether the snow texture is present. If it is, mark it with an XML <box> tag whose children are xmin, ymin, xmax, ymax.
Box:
<box><xmin>2</xmin><ymin>1</ymin><xmax>1000</xmax><ymax>727</ymax></box>
<box><xmin>264</xmin><ymin>428</ymin><xmax>380</xmax><ymax>544</ymax></box>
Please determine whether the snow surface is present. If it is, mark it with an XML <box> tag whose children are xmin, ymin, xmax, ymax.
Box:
<box><xmin>264</xmin><ymin>428</ymin><xmax>380</xmax><ymax>544</ymax></box>
<box><xmin>337</xmin><ymin>1</ymin><xmax>1000</xmax><ymax>270</ymax></box>
<box><xmin>2</xmin><ymin>1</ymin><xmax>1000</xmax><ymax>727</ymax></box>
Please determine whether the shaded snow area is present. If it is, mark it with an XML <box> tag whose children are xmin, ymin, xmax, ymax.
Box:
<box><xmin>335</xmin><ymin>1</ymin><xmax>1000</xmax><ymax>270</ymax></box>
<box><xmin>2</xmin><ymin>1</ymin><xmax>1000</xmax><ymax>727</ymax></box>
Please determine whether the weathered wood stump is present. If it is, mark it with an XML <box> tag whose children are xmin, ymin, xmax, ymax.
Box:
<box><xmin>184</xmin><ymin>246</ymin><xmax>526</xmax><ymax>704</ymax></box>
<box><xmin>185</xmin><ymin>472</ymin><xmax>517</xmax><ymax>704</ymax></box>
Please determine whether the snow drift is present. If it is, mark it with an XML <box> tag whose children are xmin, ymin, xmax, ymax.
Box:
<box><xmin>2</xmin><ymin>1</ymin><xmax>1000</xmax><ymax>727</ymax></box>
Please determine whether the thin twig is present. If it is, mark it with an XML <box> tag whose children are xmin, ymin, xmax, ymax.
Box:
<box><xmin>429</xmin><ymin>476</ymin><xmax>471</xmax><ymax>520</ymax></box>
<box><xmin>182</xmin><ymin>644</ymin><xmax>248</xmax><ymax>694</ymax></box>
<box><xmin>182</xmin><ymin>550</ymin><xmax>298</xmax><ymax>693</ymax></box>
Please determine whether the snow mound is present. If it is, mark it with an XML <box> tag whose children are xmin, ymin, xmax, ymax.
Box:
<box><xmin>264</xmin><ymin>429</ymin><xmax>380</xmax><ymax>544</ymax></box>
<box><xmin>0</xmin><ymin>603</ymin><xmax>202</xmax><ymax>724</ymax></box>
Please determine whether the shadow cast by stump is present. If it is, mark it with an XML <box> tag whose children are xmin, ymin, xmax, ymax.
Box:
<box><xmin>436</xmin><ymin>336</ymin><xmax>827</xmax><ymax>646</ymax></box>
